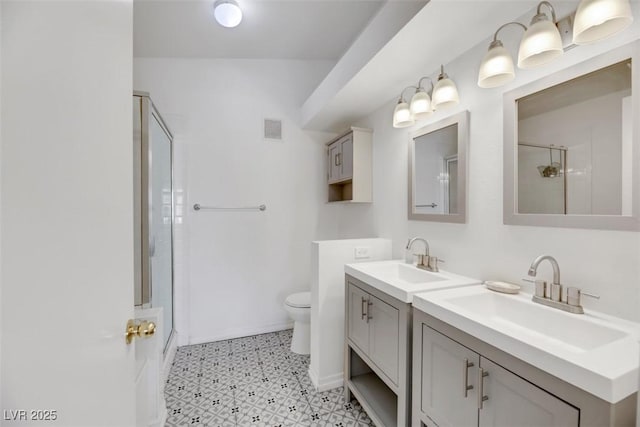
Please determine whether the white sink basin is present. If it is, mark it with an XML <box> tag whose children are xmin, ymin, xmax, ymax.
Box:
<box><xmin>358</xmin><ymin>262</ymin><xmax>445</xmax><ymax>284</ymax></box>
<box><xmin>448</xmin><ymin>291</ymin><xmax>626</xmax><ymax>351</ymax></box>
<box><xmin>345</xmin><ymin>260</ymin><xmax>480</xmax><ymax>303</ymax></box>
<box><xmin>413</xmin><ymin>286</ymin><xmax>640</xmax><ymax>403</ymax></box>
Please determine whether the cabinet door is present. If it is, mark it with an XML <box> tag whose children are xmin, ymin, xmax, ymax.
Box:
<box><xmin>328</xmin><ymin>142</ymin><xmax>341</xmax><ymax>184</ymax></box>
<box><xmin>347</xmin><ymin>283</ymin><xmax>369</xmax><ymax>353</ymax></box>
<box><xmin>421</xmin><ymin>326</ymin><xmax>479</xmax><ymax>427</ymax></box>
<box><xmin>368</xmin><ymin>295</ymin><xmax>399</xmax><ymax>384</ymax></box>
<box><xmin>478</xmin><ymin>357</ymin><xmax>579</xmax><ymax>427</ymax></box>
<box><xmin>340</xmin><ymin>134</ymin><xmax>353</xmax><ymax>180</ymax></box>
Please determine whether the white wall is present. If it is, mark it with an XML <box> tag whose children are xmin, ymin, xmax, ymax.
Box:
<box><xmin>310</xmin><ymin>238</ymin><xmax>391</xmax><ymax>391</ymax></box>
<box><xmin>2</xmin><ymin>1</ymin><xmax>135</xmax><ymax>424</ymax></box>
<box><xmin>334</xmin><ymin>10</ymin><xmax>640</xmax><ymax>322</ymax></box>
<box><xmin>134</xmin><ymin>58</ymin><xmax>340</xmax><ymax>345</ymax></box>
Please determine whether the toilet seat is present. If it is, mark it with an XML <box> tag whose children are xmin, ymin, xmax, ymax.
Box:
<box><xmin>285</xmin><ymin>291</ymin><xmax>310</xmax><ymax>308</ymax></box>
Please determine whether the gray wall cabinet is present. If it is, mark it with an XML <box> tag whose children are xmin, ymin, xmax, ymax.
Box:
<box><xmin>326</xmin><ymin>127</ymin><xmax>372</xmax><ymax>203</ymax></box>
<box><xmin>412</xmin><ymin>309</ymin><xmax>637</xmax><ymax>427</ymax></box>
<box><xmin>344</xmin><ymin>275</ymin><xmax>411</xmax><ymax>427</ymax></box>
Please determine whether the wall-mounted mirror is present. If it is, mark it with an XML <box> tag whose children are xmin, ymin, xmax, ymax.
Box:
<box><xmin>504</xmin><ymin>42</ymin><xmax>639</xmax><ymax>231</ymax></box>
<box><xmin>409</xmin><ymin>111</ymin><xmax>469</xmax><ymax>223</ymax></box>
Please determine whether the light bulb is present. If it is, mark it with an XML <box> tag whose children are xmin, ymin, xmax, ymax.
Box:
<box><xmin>518</xmin><ymin>14</ymin><xmax>563</xmax><ymax>68</ymax></box>
<box><xmin>393</xmin><ymin>99</ymin><xmax>414</xmax><ymax>128</ymax></box>
<box><xmin>214</xmin><ymin>0</ymin><xmax>243</xmax><ymax>28</ymax></box>
<box><xmin>573</xmin><ymin>0</ymin><xmax>634</xmax><ymax>44</ymax></box>
<box><xmin>432</xmin><ymin>68</ymin><xmax>459</xmax><ymax>110</ymax></box>
<box><xmin>409</xmin><ymin>89</ymin><xmax>432</xmax><ymax>121</ymax></box>
<box><xmin>478</xmin><ymin>40</ymin><xmax>515</xmax><ymax>88</ymax></box>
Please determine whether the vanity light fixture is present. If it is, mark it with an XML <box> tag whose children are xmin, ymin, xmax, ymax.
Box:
<box><xmin>214</xmin><ymin>0</ymin><xmax>243</xmax><ymax>28</ymax></box>
<box><xmin>478</xmin><ymin>0</ymin><xmax>634</xmax><ymax>88</ymax></box>
<box><xmin>393</xmin><ymin>92</ymin><xmax>414</xmax><ymax>128</ymax></box>
<box><xmin>573</xmin><ymin>0</ymin><xmax>634</xmax><ymax>44</ymax></box>
<box><xmin>432</xmin><ymin>65</ymin><xmax>460</xmax><ymax>110</ymax></box>
<box><xmin>478</xmin><ymin>22</ymin><xmax>527</xmax><ymax>88</ymax></box>
<box><xmin>392</xmin><ymin>68</ymin><xmax>459</xmax><ymax>128</ymax></box>
<box><xmin>479</xmin><ymin>1</ymin><xmax>564</xmax><ymax>87</ymax></box>
<box><xmin>518</xmin><ymin>1</ymin><xmax>563</xmax><ymax>68</ymax></box>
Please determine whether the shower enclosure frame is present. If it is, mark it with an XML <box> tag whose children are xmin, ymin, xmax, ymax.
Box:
<box><xmin>134</xmin><ymin>90</ymin><xmax>175</xmax><ymax>355</ymax></box>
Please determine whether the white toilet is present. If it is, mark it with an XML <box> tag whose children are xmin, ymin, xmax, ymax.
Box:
<box><xmin>284</xmin><ymin>291</ymin><xmax>311</xmax><ymax>355</ymax></box>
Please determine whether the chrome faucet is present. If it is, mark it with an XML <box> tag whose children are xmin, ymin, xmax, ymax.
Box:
<box><xmin>525</xmin><ymin>254</ymin><xmax>599</xmax><ymax>314</ymax></box>
<box><xmin>528</xmin><ymin>255</ymin><xmax>561</xmax><ymax>285</ymax></box>
<box><xmin>406</xmin><ymin>237</ymin><xmax>442</xmax><ymax>272</ymax></box>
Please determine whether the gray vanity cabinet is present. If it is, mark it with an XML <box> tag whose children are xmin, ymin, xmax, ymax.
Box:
<box><xmin>413</xmin><ymin>309</ymin><xmax>636</xmax><ymax>427</ymax></box>
<box><xmin>345</xmin><ymin>275</ymin><xmax>411</xmax><ymax>427</ymax></box>
<box><xmin>420</xmin><ymin>326</ymin><xmax>579</xmax><ymax>427</ymax></box>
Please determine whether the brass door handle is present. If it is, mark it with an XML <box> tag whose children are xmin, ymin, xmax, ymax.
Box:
<box><xmin>126</xmin><ymin>319</ymin><xmax>156</xmax><ymax>344</ymax></box>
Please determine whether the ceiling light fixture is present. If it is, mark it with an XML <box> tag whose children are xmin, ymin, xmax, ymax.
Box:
<box><xmin>214</xmin><ymin>0</ymin><xmax>243</xmax><ymax>28</ymax></box>
<box><xmin>573</xmin><ymin>0</ymin><xmax>634</xmax><ymax>44</ymax></box>
<box><xmin>392</xmin><ymin>66</ymin><xmax>460</xmax><ymax>128</ymax></box>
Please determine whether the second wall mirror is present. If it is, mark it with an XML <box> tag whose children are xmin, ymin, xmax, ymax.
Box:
<box><xmin>504</xmin><ymin>41</ymin><xmax>639</xmax><ymax>231</ymax></box>
<box><xmin>409</xmin><ymin>110</ymin><xmax>469</xmax><ymax>223</ymax></box>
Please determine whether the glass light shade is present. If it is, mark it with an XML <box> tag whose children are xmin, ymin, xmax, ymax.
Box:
<box><xmin>573</xmin><ymin>0</ymin><xmax>634</xmax><ymax>44</ymax></box>
<box><xmin>393</xmin><ymin>101</ymin><xmax>414</xmax><ymax>128</ymax></box>
<box><xmin>478</xmin><ymin>42</ymin><xmax>515</xmax><ymax>88</ymax></box>
<box><xmin>432</xmin><ymin>78</ymin><xmax>459</xmax><ymax>110</ymax></box>
<box><xmin>518</xmin><ymin>18</ymin><xmax>563</xmax><ymax>68</ymax></box>
<box><xmin>214</xmin><ymin>0</ymin><xmax>243</xmax><ymax>28</ymax></box>
<box><xmin>409</xmin><ymin>90</ymin><xmax>432</xmax><ymax>121</ymax></box>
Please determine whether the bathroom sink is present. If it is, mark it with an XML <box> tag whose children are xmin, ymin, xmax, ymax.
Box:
<box><xmin>413</xmin><ymin>286</ymin><xmax>640</xmax><ymax>403</ymax></box>
<box><xmin>344</xmin><ymin>260</ymin><xmax>480</xmax><ymax>303</ymax></box>
<box><xmin>359</xmin><ymin>262</ymin><xmax>444</xmax><ymax>284</ymax></box>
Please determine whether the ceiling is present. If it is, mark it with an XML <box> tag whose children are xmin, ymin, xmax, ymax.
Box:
<box><xmin>133</xmin><ymin>0</ymin><xmax>386</xmax><ymax>60</ymax></box>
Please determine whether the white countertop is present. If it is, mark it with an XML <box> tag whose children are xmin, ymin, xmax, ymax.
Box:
<box><xmin>412</xmin><ymin>285</ymin><xmax>640</xmax><ymax>403</ymax></box>
<box><xmin>344</xmin><ymin>259</ymin><xmax>481</xmax><ymax>303</ymax></box>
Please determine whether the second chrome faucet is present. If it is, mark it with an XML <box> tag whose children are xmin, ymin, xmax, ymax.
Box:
<box><xmin>525</xmin><ymin>254</ymin><xmax>599</xmax><ymax>314</ymax></box>
<box><xmin>406</xmin><ymin>237</ymin><xmax>443</xmax><ymax>272</ymax></box>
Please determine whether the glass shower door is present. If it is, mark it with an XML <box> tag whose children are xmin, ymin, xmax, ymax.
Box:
<box><xmin>149</xmin><ymin>110</ymin><xmax>174</xmax><ymax>352</ymax></box>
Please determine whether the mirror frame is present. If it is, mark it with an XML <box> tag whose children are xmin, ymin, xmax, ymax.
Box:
<box><xmin>409</xmin><ymin>110</ymin><xmax>469</xmax><ymax>223</ymax></box>
<box><xmin>504</xmin><ymin>41</ymin><xmax>640</xmax><ymax>231</ymax></box>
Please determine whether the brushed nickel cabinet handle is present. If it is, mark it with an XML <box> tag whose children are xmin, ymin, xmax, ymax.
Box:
<box><xmin>478</xmin><ymin>368</ymin><xmax>489</xmax><ymax>409</ymax></box>
<box><xmin>334</xmin><ymin>154</ymin><xmax>339</xmax><ymax>166</ymax></box>
<box><xmin>361</xmin><ymin>297</ymin><xmax>367</xmax><ymax>320</ymax></box>
<box><xmin>463</xmin><ymin>358</ymin><xmax>474</xmax><ymax>398</ymax></box>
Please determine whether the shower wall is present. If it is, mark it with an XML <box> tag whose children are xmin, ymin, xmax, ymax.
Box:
<box><xmin>518</xmin><ymin>90</ymin><xmax>631</xmax><ymax>215</ymax></box>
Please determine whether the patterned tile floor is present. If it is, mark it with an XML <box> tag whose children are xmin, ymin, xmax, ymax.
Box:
<box><xmin>165</xmin><ymin>329</ymin><xmax>373</xmax><ymax>426</ymax></box>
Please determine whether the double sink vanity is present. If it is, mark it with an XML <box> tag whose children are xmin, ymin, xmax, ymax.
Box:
<box><xmin>343</xmin><ymin>254</ymin><xmax>639</xmax><ymax>427</ymax></box>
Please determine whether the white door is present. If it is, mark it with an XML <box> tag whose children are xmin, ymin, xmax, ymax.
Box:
<box><xmin>1</xmin><ymin>2</ymin><xmax>139</xmax><ymax>426</ymax></box>
<box><xmin>368</xmin><ymin>295</ymin><xmax>399</xmax><ymax>385</ymax></box>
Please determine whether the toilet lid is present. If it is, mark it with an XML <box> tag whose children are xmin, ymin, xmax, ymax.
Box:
<box><xmin>285</xmin><ymin>292</ymin><xmax>310</xmax><ymax>308</ymax></box>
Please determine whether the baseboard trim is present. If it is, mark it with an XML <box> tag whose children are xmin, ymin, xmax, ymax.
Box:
<box><xmin>309</xmin><ymin>368</ymin><xmax>343</xmax><ymax>392</ymax></box>
<box><xmin>162</xmin><ymin>330</ymin><xmax>179</xmax><ymax>384</ymax></box>
<box><xmin>188</xmin><ymin>321</ymin><xmax>294</xmax><ymax>345</ymax></box>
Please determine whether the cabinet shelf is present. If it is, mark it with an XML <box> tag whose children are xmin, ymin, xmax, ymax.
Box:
<box><xmin>347</xmin><ymin>373</ymin><xmax>397</xmax><ymax>427</ymax></box>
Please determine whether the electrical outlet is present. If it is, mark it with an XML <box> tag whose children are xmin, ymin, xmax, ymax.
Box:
<box><xmin>354</xmin><ymin>246</ymin><xmax>371</xmax><ymax>259</ymax></box>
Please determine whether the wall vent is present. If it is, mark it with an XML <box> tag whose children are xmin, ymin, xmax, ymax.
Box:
<box><xmin>264</xmin><ymin>118</ymin><xmax>282</xmax><ymax>140</ymax></box>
